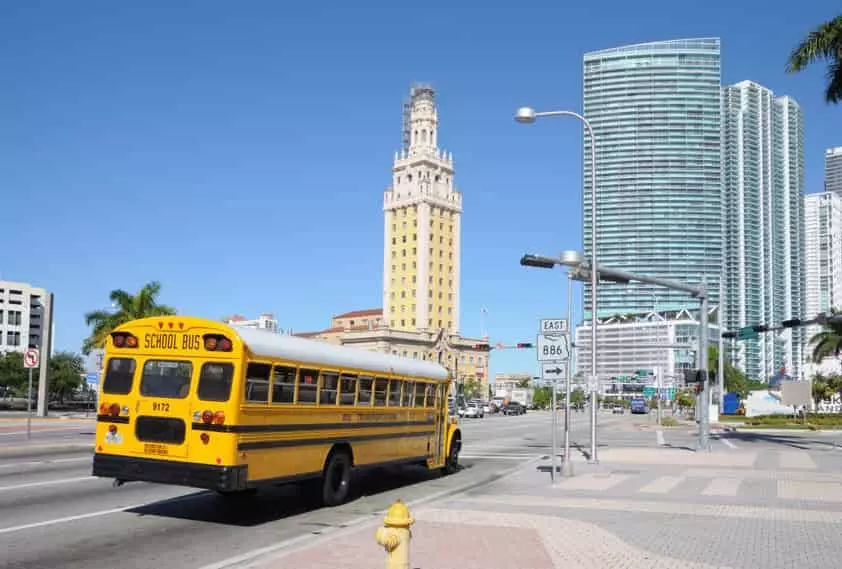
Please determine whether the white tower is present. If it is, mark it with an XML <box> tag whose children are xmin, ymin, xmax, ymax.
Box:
<box><xmin>383</xmin><ymin>84</ymin><xmax>463</xmax><ymax>334</ymax></box>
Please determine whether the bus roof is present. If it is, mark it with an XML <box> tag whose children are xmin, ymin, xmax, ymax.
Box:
<box><xmin>235</xmin><ymin>326</ymin><xmax>450</xmax><ymax>380</ymax></box>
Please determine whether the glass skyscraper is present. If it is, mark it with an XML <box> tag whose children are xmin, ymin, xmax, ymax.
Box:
<box><xmin>722</xmin><ymin>81</ymin><xmax>805</xmax><ymax>381</ymax></box>
<box><xmin>581</xmin><ymin>38</ymin><xmax>722</xmax><ymax>319</ymax></box>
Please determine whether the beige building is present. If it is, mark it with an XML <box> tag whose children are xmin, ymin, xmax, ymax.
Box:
<box><xmin>0</xmin><ymin>281</ymin><xmax>54</xmax><ymax>355</ymax></box>
<box><xmin>294</xmin><ymin>84</ymin><xmax>489</xmax><ymax>395</ymax></box>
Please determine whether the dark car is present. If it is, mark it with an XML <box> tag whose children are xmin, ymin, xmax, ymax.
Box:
<box><xmin>503</xmin><ymin>402</ymin><xmax>526</xmax><ymax>415</ymax></box>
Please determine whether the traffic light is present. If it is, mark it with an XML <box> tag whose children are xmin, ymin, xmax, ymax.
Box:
<box><xmin>472</xmin><ymin>344</ymin><xmax>491</xmax><ymax>351</ymax></box>
<box><xmin>516</xmin><ymin>343</ymin><xmax>533</xmax><ymax>348</ymax></box>
<box><xmin>721</xmin><ymin>330</ymin><xmax>738</xmax><ymax>338</ymax></box>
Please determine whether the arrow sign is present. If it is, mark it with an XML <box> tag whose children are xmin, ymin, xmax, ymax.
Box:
<box><xmin>541</xmin><ymin>362</ymin><xmax>567</xmax><ymax>380</ymax></box>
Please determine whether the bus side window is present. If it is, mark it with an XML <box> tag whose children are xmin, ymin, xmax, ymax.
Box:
<box><xmin>388</xmin><ymin>380</ymin><xmax>402</xmax><ymax>407</ymax></box>
<box><xmin>298</xmin><ymin>369</ymin><xmax>319</xmax><ymax>404</ymax></box>
<box><xmin>403</xmin><ymin>381</ymin><xmax>415</xmax><ymax>407</ymax></box>
<box><xmin>358</xmin><ymin>376</ymin><xmax>374</xmax><ymax>406</ymax></box>
<box><xmin>245</xmin><ymin>363</ymin><xmax>271</xmax><ymax>403</ymax></box>
<box><xmin>320</xmin><ymin>372</ymin><xmax>338</xmax><ymax>405</ymax></box>
<box><xmin>272</xmin><ymin>366</ymin><xmax>296</xmax><ymax>404</ymax></box>
<box><xmin>435</xmin><ymin>384</ymin><xmax>444</xmax><ymax>408</ymax></box>
<box><xmin>339</xmin><ymin>373</ymin><xmax>357</xmax><ymax>405</ymax></box>
<box><xmin>424</xmin><ymin>383</ymin><xmax>435</xmax><ymax>407</ymax></box>
<box><xmin>373</xmin><ymin>377</ymin><xmax>388</xmax><ymax>406</ymax></box>
<box><xmin>414</xmin><ymin>383</ymin><xmax>426</xmax><ymax>407</ymax></box>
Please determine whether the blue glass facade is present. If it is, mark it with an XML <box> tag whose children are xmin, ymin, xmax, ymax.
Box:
<box><xmin>582</xmin><ymin>38</ymin><xmax>722</xmax><ymax>319</ymax></box>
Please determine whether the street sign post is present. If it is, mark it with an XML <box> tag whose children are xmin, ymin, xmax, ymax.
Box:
<box><xmin>540</xmin><ymin>318</ymin><xmax>568</xmax><ymax>334</ymax></box>
<box><xmin>536</xmin><ymin>334</ymin><xmax>569</xmax><ymax>361</ymax></box>
<box><xmin>23</xmin><ymin>348</ymin><xmax>39</xmax><ymax>440</ymax></box>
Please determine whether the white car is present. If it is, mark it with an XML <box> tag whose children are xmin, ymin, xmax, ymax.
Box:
<box><xmin>464</xmin><ymin>403</ymin><xmax>484</xmax><ymax>418</ymax></box>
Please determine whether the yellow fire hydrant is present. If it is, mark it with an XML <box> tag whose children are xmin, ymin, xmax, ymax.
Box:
<box><xmin>374</xmin><ymin>499</ymin><xmax>414</xmax><ymax>569</ymax></box>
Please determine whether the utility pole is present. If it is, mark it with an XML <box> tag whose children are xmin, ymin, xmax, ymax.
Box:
<box><xmin>36</xmin><ymin>292</ymin><xmax>53</xmax><ymax>417</ymax></box>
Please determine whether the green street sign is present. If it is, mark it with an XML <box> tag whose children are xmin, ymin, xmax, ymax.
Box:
<box><xmin>738</xmin><ymin>326</ymin><xmax>758</xmax><ymax>340</ymax></box>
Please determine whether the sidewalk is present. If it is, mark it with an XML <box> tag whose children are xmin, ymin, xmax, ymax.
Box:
<box><xmin>239</xmin><ymin>445</ymin><xmax>842</xmax><ymax>569</ymax></box>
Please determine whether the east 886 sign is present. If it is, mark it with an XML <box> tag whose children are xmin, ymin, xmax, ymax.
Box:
<box><xmin>537</xmin><ymin>334</ymin><xmax>569</xmax><ymax>361</ymax></box>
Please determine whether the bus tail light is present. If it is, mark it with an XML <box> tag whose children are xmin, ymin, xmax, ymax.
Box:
<box><xmin>200</xmin><ymin>433</ymin><xmax>210</xmax><ymax>445</ymax></box>
<box><xmin>204</xmin><ymin>337</ymin><xmax>218</xmax><ymax>351</ymax></box>
<box><xmin>201</xmin><ymin>410</ymin><xmax>213</xmax><ymax>424</ymax></box>
<box><xmin>109</xmin><ymin>403</ymin><xmax>120</xmax><ymax>417</ymax></box>
<box><xmin>108</xmin><ymin>425</ymin><xmax>118</xmax><ymax>434</ymax></box>
<box><xmin>213</xmin><ymin>411</ymin><xmax>225</xmax><ymax>425</ymax></box>
<box><xmin>219</xmin><ymin>338</ymin><xmax>232</xmax><ymax>351</ymax></box>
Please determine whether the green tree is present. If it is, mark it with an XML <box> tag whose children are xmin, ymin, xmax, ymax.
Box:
<box><xmin>532</xmin><ymin>386</ymin><xmax>552</xmax><ymax>409</ymax></box>
<box><xmin>516</xmin><ymin>378</ymin><xmax>531</xmax><ymax>388</ymax></box>
<box><xmin>569</xmin><ymin>390</ymin><xmax>586</xmax><ymax>406</ymax></box>
<box><xmin>83</xmin><ymin>281</ymin><xmax>177</xmax><ymax>354</ymax></box>
<box><xmin>708</xmin><ymin>345</ymin><xmax>749</xmax><ymax>397</ymax></box>
<box><xmin>462</xmin><ymin>380</ymin><xmax>483</xmax><ymax>400</ymax></box>
<box><xmin>786</xmin><ymin>14</ymin><xmax>842</xmax><ymax>103</ymax></box>
<box><xmin>675</xmin><ymin>390</ymin><xmax>696</xmax><ymax>410</ymax></box>
<box><xmin>48</xmin><ymin>352</ymin><xmax>85</xmax><ymax>404</ymax></box>
<box><xmin>0</xmin><ymin>352</ymin><xmax>26</xmax><ymax>392</ymax></box>
<box><xmin>807</xmin><ymin>309</ymin><xmax>842</xmax><ymax>363</ymax></box>
<box><xmin>811</xmin><ymin>372</ymin><xmax>834</xmax><ymax>407</ymax></box>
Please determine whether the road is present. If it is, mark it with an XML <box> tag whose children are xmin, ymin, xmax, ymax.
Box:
<box><xmin>3</xmin><ymin>409</ymin><xmax>817</xmax><ymax>569</ymax></box>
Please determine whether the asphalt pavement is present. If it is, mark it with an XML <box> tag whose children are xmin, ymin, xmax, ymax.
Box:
<box><xmin>0</xmin><ymin>409</ymin><xmax>744</xmax><ymax>569</ymax></box>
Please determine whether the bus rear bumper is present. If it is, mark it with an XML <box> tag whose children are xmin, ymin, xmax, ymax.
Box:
<box><xmin>93</xmin><ymin>453</ymin><xmax>248</xmax><ymax>492</ymax></box>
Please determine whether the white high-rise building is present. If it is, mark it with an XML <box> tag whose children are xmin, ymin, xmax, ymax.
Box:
<box><xmin>825</xmin><ymin>147</ymin><xmax>842</xmax><ymax>195</ymax></box>
<box><xmin>383</xmin><ymin>84</ymin><xmax>462</xmax><ymax>334</ymax></box>
<box><xmin>0</xmin><ymin>281</ymin><xmax>54</xmax><ymax>355</ymax></box>
<box><xmin>804</xmin><ymin>192</ymin><xmax>842</xmax><ymax>347</ymax></box>
<box><xmin>721</xmin><ymin>81</ymin><xmax>806</xmax><ymax>381</ymax></box>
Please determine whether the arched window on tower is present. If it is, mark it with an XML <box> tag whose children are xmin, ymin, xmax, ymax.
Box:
<box><xmin>421</xmin><ymin>130</ymin><xmax>427</xmax><ymax>143</ymax></box>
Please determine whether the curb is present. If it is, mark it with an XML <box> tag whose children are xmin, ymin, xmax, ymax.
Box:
<box><xmin>199</xmin><ymin>456</ymin><xmax>543</xmax><ymax>569</ymax></box>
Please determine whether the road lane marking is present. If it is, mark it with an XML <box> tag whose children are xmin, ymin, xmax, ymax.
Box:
<box><xmin>0</xmin><ymin>456</ymin><xmax>89</xmax><ymax>469</ymax></box>
<box><xmin>701</xmin><ymin>477</ymin><xmax>741</xmax><ymax>496</ymax></box>
<box><xmin>639</xmin><ymin>475</ymin><xmax>683</xmax><ymax>494</ymax></box>
<box><xmin>656</xmin><ymin>430</ymin><xmax>666</xmax><ymax>446</ymax></box>
<box><xmin>0</xmin><ymin>427</ymin><xmax>89</xmax><ymax>436</ymax></box>
<box><xmin>720</xmin><ymin>437</ymin><xmax>738</xmax><ymax>449</ymax></box>
<box><xmin>0</xmin><ymin>491</ymin><xmax>208</xmax><ymax>535</ymax></box>
<box><xmin>0</xmin><ymin>476</ymin><xmax>95</xmax><ymax>491</ymax></box>
<box><xmin>460</xmin><ymin>454</ymin><xmax>539</xmax><ymax>460</ymax></box>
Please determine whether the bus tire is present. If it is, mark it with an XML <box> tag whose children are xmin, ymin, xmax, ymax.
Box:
<box><xmin>442</xmin><ymin>434</ymin><xmax>460</xmax><ymax>475</ymax></box>
<box><xmin>321</xmin><ymin>450</ymin><xmax>352</xmax><ymax>506</ymax></box>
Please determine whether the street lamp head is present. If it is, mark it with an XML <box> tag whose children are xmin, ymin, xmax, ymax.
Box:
<box><xmin>520</xmin><ymin>254</ymin><xmax>556</xmax><ymax>269</ymax></box>
<box><xmin>514</xmin><ymin>107</ymin><xmax>537</xmax><ymax>124</ymax></box>
<box><xmin>559</xmin><ymin>250</ymin><xmax>584</xmax><ymax>267</ymax></box>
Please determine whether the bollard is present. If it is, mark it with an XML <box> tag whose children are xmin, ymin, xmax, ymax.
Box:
<box><xmin>374</xmin><ymin>499</ymin><xmax>414</xmax><ymax>569</ymax></box>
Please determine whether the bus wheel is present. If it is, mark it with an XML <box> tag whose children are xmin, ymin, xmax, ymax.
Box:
<box><xmin>442</xmin><ymin>437</ymin><xmax>460</xmax><ymax>475</ymax></box>
<box><xmin>321</xmin><ymin>451</ymin><xmax>352</xmax><ymax>506</ymax></box>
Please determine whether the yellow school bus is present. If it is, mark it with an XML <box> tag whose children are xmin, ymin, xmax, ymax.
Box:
<box><xmin>92</xmin><ymin>316</ymin><xmax>461</xmax><ymax>505</ymax></box>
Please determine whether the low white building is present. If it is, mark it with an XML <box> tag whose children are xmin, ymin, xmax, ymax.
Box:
<box><xmin>0</xmin><ymin>281</ymin><xmax>54</xmax><ymax>355</ymax></box>
<box><xmin>226</xmin><ymin>313</ymin><xmax>282</xmax><ymax>333</ymax></box>
<box><xmin>574</xmin><ymin>307</ymin><xmax>722</xmax><ymax>389</ymax></box>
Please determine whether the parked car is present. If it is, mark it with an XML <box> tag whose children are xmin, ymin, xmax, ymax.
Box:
<box><xmin>612</xmin><ymin>404</ymin><xmax>625</xmax><ymax>414</ymax></box>
<box><xmin>503</xmin><ymin>401</ymin><xmax>526</xmax><ymax>416</ymax></box>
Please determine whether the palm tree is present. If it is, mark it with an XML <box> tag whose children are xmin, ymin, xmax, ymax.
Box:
<box><xmin>786</xmin><ymin>14</ymin><xmax>842</xmax><ymax>103</ymax></box>
<box><xmin>808</xmin><ymin>309</ymin><xmax>842</xmax><ymax>362</ymax></box>
<box><xmin>82</xmin><ymin>281</ymin><xmax>176</xmax><ymax>354</ymax></box>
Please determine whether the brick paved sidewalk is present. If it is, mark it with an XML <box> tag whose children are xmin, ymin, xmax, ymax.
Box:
<box><xmin>242</xmin><ymin>445</ymin><xmax>842</xmax><ymax>569</ymax></box>
<box><xmin>249</xmin><ymin>506</ymin><xmax>733</xmax><ymax>569</ymax></box>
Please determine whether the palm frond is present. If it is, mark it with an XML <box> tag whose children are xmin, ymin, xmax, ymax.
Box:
<box><xmin>786</xmin><ymin>16</ymin><xmax>842</xmax><ymax>72</ymax></box>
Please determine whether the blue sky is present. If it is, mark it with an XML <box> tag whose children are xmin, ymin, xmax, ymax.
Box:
<box><xmin>1</xmin><ymin>1</ymin><xmax>838</xmax><ymax>379</ymax></box>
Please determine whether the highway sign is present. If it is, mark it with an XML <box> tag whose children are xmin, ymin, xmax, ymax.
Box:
<box><xmin>23</xmin><ymin>348</ymin><xmax>39</xmax><ymax>369</ymax></box>
<box><xmin>537</xmin><ymin>334</ymin><xmax>569</xmax><ymax>361</ymax></box>
<box><xmin>541</xmin><ymin>362</ymin><xmax>567</xmax><ymax>380</ymax></box>
<box><xmin>540</xmin><ymin>318</ymin><xmax>568</xmax><ymax>334</ymax></box>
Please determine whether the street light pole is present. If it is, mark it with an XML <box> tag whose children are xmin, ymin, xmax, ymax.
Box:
<box><xmin>515</xmin><ymin>107</ymin><xmax>599</xmax><ymax>464</ymax></box>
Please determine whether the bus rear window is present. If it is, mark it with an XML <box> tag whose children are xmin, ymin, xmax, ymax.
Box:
<box><xmin>103</xmin><ymin>358</ymin><xmax>135</xmax><ymax>395</ymax></box>
<box><xmin>197</xmin><ymin>363</ymin><xmax>234</xmax><ymax>402</ymax></box>
<box><xmin>140</xmin><ymin>360</ymin><xmax>193</xmax><ymax>399</ymax></box>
